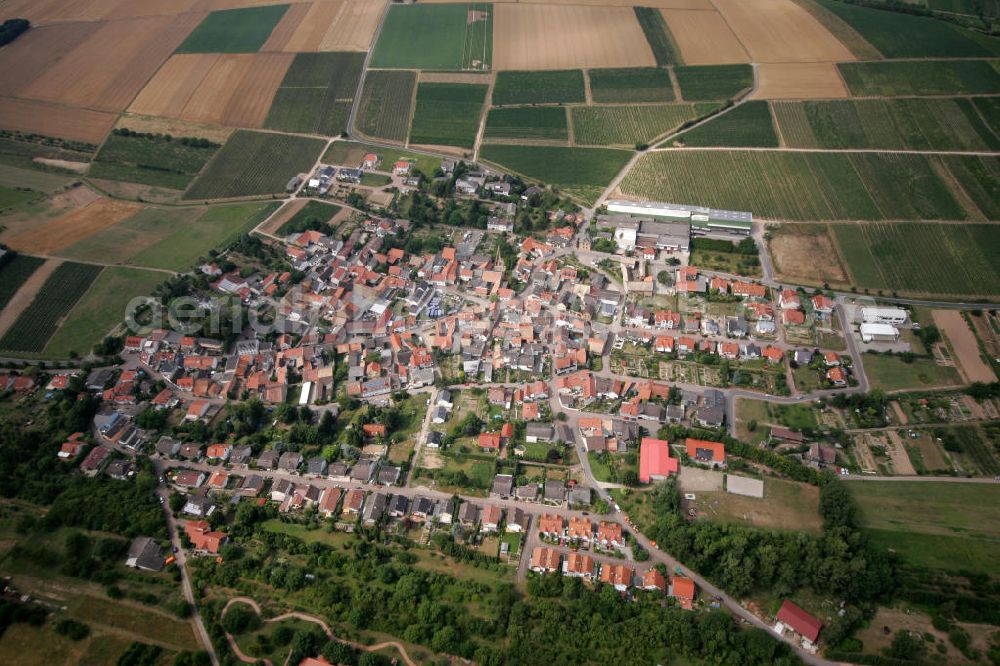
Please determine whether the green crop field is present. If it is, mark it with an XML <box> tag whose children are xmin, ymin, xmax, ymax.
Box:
<box><xmin>264</xmin><ymin>52</ymin><xmax>364</xmax><ymax>135</ymax></box>
<box><xmin>371</xmin><ymin>3</ymin><xmax>492</xmax><ymax>70</ymax></box>
<box><xmin>815</xmin><ymin>0</ymin><xmax>1000</xmax><ymax>57</ymax></box>
<box><xmin>838</xmin><ymin>60</ymin><xmax>1000</xmax><ymax>96</ymax></box>
<box><xmin>620</xmin><ymin>151</ymin><xmax>967</xmax><ymax>221</ymax></box>
<box><xmin>176</xmin><ymin>4</ymin><xmax>289</xmax><ymax>53</ymax></box>
<box><xmin>60</xmin><ymin>207</ymin><xmax>202</xmax><ymax>265</ymax></box>
<box><xmin>43</xmin><ymin>267</ymin><xmax>166</xmax><ymax>358</ymax></box>
<box><xmin>0</xmin><ymin>262</ymin><xmax>101</xmax><ymax>353</ymax></box>
<box><xmin>940</xmin><ymin>155</ymin><xmax>1000</xmax><ymax>220</ymax></box>
<box><xmin>492</xmin><ymin>70</ymin><xmax>585</xmax><ymax>105</ymax></box>
<box><xmin>356</xmin><ymin>70</ymin><xmax>416</xmax><ymax>142</ymax></box>
<box><xmin>927</xmin><ymin>0</ymin><xmax>1000</xmax><ymax>15</ymax></box>
<box><xmin>572</xmin><ymin>104</ymin><xmax>709</xmax><ymax>146</ymax></box>
<box><xmin>973</xmin><ymin>96</ymin><xmax>1000</xmax><ymax>136</ymax></box>
<box><xmin>679</xmin><ymin>101</ymin><xmax>778</xmax><ymax>147</ymax></box>
<box><xmin>89</xmin><ymin>131</ymin><xmax>219</xmax><ymax>190</ymax></box>
<box><xmin>674</xmin><ymin>64</ymin><xmax>753</xmax><ymax>100</ymax></box>
<box><xmin>184</xmin><ymin>130</ymin><xmax>325</xmax><ymax>200</ymax></box>
<box><xmin>409</xmin><ymin>83</ymin><xmax>487</xmax><ymax>148</ymax></box>
<box><xmin>830</xmin><ymin>222</ymin><xmax>1000</xmax><ymax>296</ymax></box>
<box><xmin>588</xmin><ymin>67</ymin><xmax>675</xmax><ymax>103</ymax></box>
<box><xmin>480</xmin><ymin>145</ymin><xmax>631</xmax><ymax>204</ymax></box>
<box><xmin>850</xmin><ymin>481</ymin><xmax>1000</xmax><ymax>574</ymax></box>
<box><xmin>484</xmin><ymin>107</ymin><xmax>568</xmax><ymax>141</ymax></box>
<box><xmin>773</xmin><ymin>98</ymin><xmax>1000</xmax><ymax>151</ymax></box>
<box><xmin>0</xmin><ymin>255</ymin><xmax>43</xmax><ymax>309</ymax></box>
<box><xmin>634</xmin><ymin>7</ymin><xmax>682</xmax><ymax>65</ymax></box>
<box><xmin>277</xmin><ymin>200</ymin><xmax>342</xmax><ymax>236</ymax></box>
<box><xmin>130</xmin><ymin>202</ymin><xmax>279</xmax><ymax>271</ymax></box>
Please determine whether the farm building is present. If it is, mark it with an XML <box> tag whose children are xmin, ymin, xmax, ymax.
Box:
<box><xmin>861</xmin><ymin>307</ymin><xmax>908</xmax><ymax>325</ymax></box>
<box><xmin>605</xmin><ymin>200</ymin><xmax>752</xmax><ymax>236</ymax></box>
<box><xmin>775</xmin><ymin>600</ymin><xmax>823</xmax><ymax>649</ymax></box>
<box><xmin>860</xmin><ymin>323</ymin><xmax>900</xmax><ymax>343</ymax></box>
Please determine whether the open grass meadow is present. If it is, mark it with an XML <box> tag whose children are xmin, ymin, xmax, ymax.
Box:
<box><xmin>773</xmin><ymin>98</ymin><xmax>1000</xmax><ymax>151</ymax></box>
<box><xmin>831</xmin><ymin>222</ymin><xmax>1000</xmax><ymax>296</ymax></box>
<box><xmin>356</xmin><ymin>70</ymin><xmax>416</xmax><ymax>143</ymax></box>
<box><xmin>572</xmin><ymin>104</ymin><xmax>709</xmax><ymax>146</ymax></box>
<box><xmin>814</xmin><ymin>0</ymin><xmax>1000</xmax><ymax>57</ymax></box>
<box><xmin>60</xmin><ymin>207</ymin><xmax>202</xmax><ymax>265</ymax></box>
<box><xmin>588</xmin><ymin>67</ymin><xmax>675</xmax><ymax>103</ymax></box>
<box><xmin>177</xmin><ymin>4</ymin><xmax>290</xmax><ymax>53</ymax></box>
<box><xmin>940</xmin><ymin>155</ymin><xmax>1000</xmax><ymax>220</ymax></box>
<box><xmin>849</xmin><ymin>481</ymin><xmax>1000</xmax><ymax>574</ymax></box>
<box><xmin>409</xmin><ymin>83</ymin><xmax>488</xmax><ymax>148</ymax></box>
<box><xmin>679</xmin><ymin>101</ymin><xmax>778</xmax><ymax>147</ymax></box>
<box><xmin>130</xmin><ymin>202</ymin><xmax>280</xmax><ymax>271</ymax></box>
<box><xmin>371</xmin><ymin>3</ymin><xmax>492</xmax><ymax>70</ymax></box>
<box><xmin>492</xmin><ymin>70</ymin><xmax>585</xmax><ymax>105</ymax></box>
<box><xmin>0</xmin><ymin>185</ymin><xmax>42</xmax><ymax>210</ymax></box>
<box><xmin>0</xmin><ymin>254</ymin><xmax>43</xmax><ymax>309</ymax></box>
<box><xmin>838</xmin><ymin>60</ymin><xmax>1000</xmax><ymax>96</ymax></box>
<box><xmin>484</xmin><ymin>107</ymin><xmax>568</xmax><ymax>141</ymax></box>
<box><xmin>692</xmin><ymin>478</ymin><xmax>823</xmax><ymax>534</ymax></box>
<box><xmin>277</xmin><ymin>200</ymin><xmax>341</xmax><ymax>236</ymax></box>
<box><xmin>862</xmin><ymin>352</ymin><xmax>963</xmax><ymax>390</ymax></box>
<box><xmin>619</xmin><ymin>150</ymin><xmax>967</xmax><ymax>221</ymax></box>
<box><xmin>44</xmin><ymin>267</ymin><xmax>166</xmax><ymax>357</ymax></box>
<box><xmin>633</xmin><ymin>7</ymin><xmax>682</xmax><ymax>65</ymax></box>
<box><xmin>480</xmin><ymin>145</ymin><xmax>631</xmax><ymax>204</ymax></box>
<box><xmin>264</xmin><ymin>52</ymin><xmax>364</xmax><ymax>135</ymax></box>
<box><xmin>89</xmin><ymin>132</ymin><xmax>220</xmax><ymax>191</ymax></box>
<box><xmin>0</xmin><ymin>262</ymin><xmax>101</xmax><ymax>353</ymax></box>
<box><xmin>184</xmin><ymin>130</ymin><xmax>325</xmax><ymax>199</ymax></box>
<box><xmin>674</xmin><ymin>64</ymin><xmax>753</xmax><ymax>101</ymax></box>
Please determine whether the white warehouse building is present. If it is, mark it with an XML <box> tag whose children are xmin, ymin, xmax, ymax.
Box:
<box><xmin>860</xmin><ymin>323</ymin><xmax>900</xmax><ymax>343</ymax></box>
<box><xmin>861</xmin><ymin>307</ymin><xmax>908</xmax><ymax>325</ymax></box>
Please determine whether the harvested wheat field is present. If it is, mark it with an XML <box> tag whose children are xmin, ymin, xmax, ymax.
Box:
<box><xmin>933</xmin><ymin>310</ymin><xmax>997</xmax><ymax>383</ymax></box>
<box><xmin>0</xmin><ymin>21</ymin><xmax>99</xmax><ymax>94</ymax></box>
<box><xmin>8</xmin><ymin>199</ymin><xmax>143</xmax><ymax>256</ymax></box>
<box><xmin>662</xmin><ymin>9</ymin><xmax>750</xmax><ymax>65</ymax></box>
<box><xmin>769</xmin><ymin>224</ymin><xmax>850</xmax><ymax>286</ymax></box>
<box><xmin>0</xmin><ymin>97</ymin><xmax>115</xmax><ymax>145</ymax></box>
<box><xmin>264</xmin><ymin>0</ymin><xmax>343</xmax><ymax>51</ymax></box>
<box><xmin>196</xmin><ymin>0</ymin><xmax>308</xmax><ymax>8</ymax></box>
<box><xmin>320</xmin><ymin>0</ymin><xmax>386</xmax><ymax>51</ymax></box>
<box><xmin>0</xmin><ymin>0</ymin><xmax>200</xmax><ymax>22</ymax></box>
<box><xmin>131</xmin><ymin>53</ymin><xmax>292</xmax><ymax>128</ymax></box>
<box><xmin>494</xmin><ymin>5</ymin><xmax>655</xmax><ymax>70</ymax></box>
<box><xmin>753</xmin><ymin>63</ymin><xmax>848</xmax><ymax>99</ymax></box>
<box><xmin>19</xmin><ymin>13</ymin><xmax>203</xmax><ymax>113</ymax></box>
<box><xmin>115</xmin><ymin>114</ymin><xmax>234</xmax><ymax>144</ymax></box>
<box><xmin>712</xmin><ymin>0</ymin><xmax>855</xmax><ymax>64</ymax></box>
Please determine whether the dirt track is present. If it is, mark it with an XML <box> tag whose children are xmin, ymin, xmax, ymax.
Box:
<box><xmin>493</xmin><ymin>4</ymin><xmax>655</xmax><ymax>70</ymax></box>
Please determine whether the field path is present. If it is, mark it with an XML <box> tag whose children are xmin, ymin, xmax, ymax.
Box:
<box><xmin>473</xmin><ymin>74</ymin><xmax>498</xmax><ymax>161</ymax></box>
<box><xmin>222</xmin><ymin>597</ymin><xmax>420</xmax><ymax>666</ymax></box>
<box><xmin>0</xmin><ymin>258</ymin><xmax>62</xmax><ymax>339</ymax></box>
<box><xmin>647</xmin><ymin>146</ymin><xmax>1000</xmax><ymax>157</ymax></box>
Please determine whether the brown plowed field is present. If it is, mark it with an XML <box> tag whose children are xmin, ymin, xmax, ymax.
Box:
<box><xmin>260</xmin><ymin>2</ymin><xmax>311</xmax><ymax>51</ymax></box>
<box><xmin>278</xmin><ymin>1</ymin><xmax>344</xmax><ymax>51</ymax></box>
<box><xmin>494</xmin><ymin>5</ymin><xmax>655</xmax><ymax>70</ymax></box>
<box><xmin>711</xmin><ymin>0</ymin><xmax>855</xmax><ymax>64</ymax></box>
<box><xmin>0</xmin><ymin>0</ymin><xmax>200</xmax><ymax>23</ymax></box>
<box><xmin>8</xmin><ymin>199</ymin><xmax>143</xmax><ymax>255</ymax></box>
<box><xmin>933</xmin><ymin>310</ymin><xmax>997</xmax><ymax>384</ymax></box>
<box><xmin>662</xmin><ymin>9</ymin><xmax>750</xmax><ymax>64</ymax></box>
<box><xmin>0</xmin><ymin>97</ymin><xmax>115</xmax><ymax>145</ymax></box>
<box><xmin>130</xmin><ymin>53</ymin><xmax>292</xmax><ymax>128</ymax></box>
<box><xmin>753</xmin><ymin>62</ymin><xmax>848</xmax><ymax>99</ymax></box>
<box><xmin>319</xmin><ymin>0</ymin><xmax>385</xmax><ymax>51</ymax></box>
<box><xmin>20</xmin><ymin>13</ymin><xmax>203</xmax><ymax>113</ymax></box>
<box><xmin>0</xmin><ymin>22</ymin><xmax>99</xmax><ymax>95</ymax></box>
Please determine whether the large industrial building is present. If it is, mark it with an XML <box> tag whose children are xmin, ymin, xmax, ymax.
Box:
<box><xmin>601</xmin><ymin>215</ymin><xmax>690</xmax><ymax>252</ymax></box>
<box><xmin>605</xmin><ymin>200</ymin><xmax>753</xmax><ymax>236</ymax></box>
<box><xmin>861</xmin><ymin>307</ymin><xmax>908</xmax><ymax>325</ymax></box>
<box><xmin>860</xmin><ymin>323</ymin><xmax>900</xmax><ymax>343</ymax></box>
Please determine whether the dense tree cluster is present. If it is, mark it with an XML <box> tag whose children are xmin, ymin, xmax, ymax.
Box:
<box><xmin>0</xmin><ymin>19</ymin><xmax>29</xmax><ymax>47</ymax></box>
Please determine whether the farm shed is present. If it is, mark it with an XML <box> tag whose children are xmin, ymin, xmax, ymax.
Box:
<box><xmin>860</xmin><ymin>323</ymin><xmax>899</xmax><ymax>342</ymax></box>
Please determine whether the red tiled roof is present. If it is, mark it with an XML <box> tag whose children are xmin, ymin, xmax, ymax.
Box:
<box><xmin>777</xmin><ymin>600</ymin><xmax>823</xmax><ymax>642</ymax></box>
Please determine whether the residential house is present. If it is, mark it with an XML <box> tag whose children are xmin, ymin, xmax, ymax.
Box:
<box><xmin>530</xmin><ymin>546</ymin><xmax>561</xmax><ymax>573</ymax></box>
<box><xmin>125</xmin><ymin>537</ymin><xmax>165</xmax><ymax>572</ymax></box>
<box><xmin>563</xmin><ymin>553</ymin><xmax>596</xmax><ymax>580</ymax></box>
<box><xmin>775</xmin><ymin>600</ymin><xmax>823</xmax><ymax>647</ymax></box>
<box><xmin>600</xmin><ymin>564</ymin><xmax>633</xmax><ymax>591</ymax></box>
<box><xmin>671</xmin><ymin>576</ymin><xmax>696</xmax><ymax>609</ymax></box>
<box><xmin>185</xmin><ymin>521</ymin><xmax>227</xmax><ymax>554</ymax></box>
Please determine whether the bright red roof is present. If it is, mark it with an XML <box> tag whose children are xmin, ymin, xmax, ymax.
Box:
<box><xmin>777</xmin><ymin>600</ymin><xmax>823</xmax><ymax>642</ymax></box>
<box><xmin>639</xmin><ymin>437</ymin><xmax>679</xmax><ymax>483</ymax></box>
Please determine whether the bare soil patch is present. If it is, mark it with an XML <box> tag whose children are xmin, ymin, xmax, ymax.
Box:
<box><xmin>259</xmin><ymin>199</ymin><xmax>307</xmax><ymax>236</ymax></box>
<box><xmin>34</xmin><ymin>158</ymin><xmax>88</xmax><ymax>173</ymax></box>
<box><xmin>260</xmin><ymin>2</ymin><xmax>311</xmax><ymax>51</ymax></box>
<box><xmin>662</xmin><ymin>9</ymin><xmax>750</xmax><ymax>64</ymax></box>
<box><xmin>0</xmin><ymin>258</ymin><xmax>61</xmax><ymax>339</ymax></box>
<box><xmin>933</xmin><ymin>309</ymin><xmax>997</xmax><ymax>383</ymax></box>
<box><xmin>0</xmin><ymin>22</ymin><xmax>99</xmax><ymax>96</ymax></box>
<box><xmin>278</xmin><ymin>0</ymin><xmax>344</xmax><ymax>51</ymax></box>
<box><xmin>768</xmin><ymin>224</ymin><xmax>850</xmax><ymax>285</ymax></box>
<box><xmin>408</xmin><ymin>144</ymin><xmax>472</xmax><ymax>158</ymax></box>
<box><xmin>753</xmin><ymin>62</ymin><xmax>849</xmax><ymax>99</ymax></box>
<box><xmin>677</xmin><ymin>466</ymin><xmax>724</xmax><ymax>492</ymax></box>
<box><xmin>8</xmin><ymin>199</ymin><xmax>142</xmax><ymax>255</ymax></box>
<box><xmin>711</xmin><ymin>0</ymin><xmax>855</xmax><ymax>64</ymax></box>
<box><xmin>319</xmin><ymin>0</ymin><xmax>385</xmax><ymax>52</ymax></box>
<box><xmin>0</xmin><ymin>97</ymin><xmax>115</xmax><ymax>145</ymax></box>
<box><xmin>885</xmin><ymin>431</ymin><xmax>917</xmax><ymax>475</ymax></box>
<box><xmin>131</xmin><ymin>53</ymin><xmax>292</xmax><ymax>128</ymax></box>
<box><xmin>494</xmin><ymin>5</ymin><xmax>656</xmax><ymax>70</ymax></box>
<box><xmin>20</xmin><ymin>13</ymin><xmax>204</xmax><ymax>113</ymax></box>
<box><xmin>890</xmin><ymin>401</ymin><xmax>908</xmax><ymax>425</ymax></box>
<box><xmin>0</xmin><ymin>0</ymin><xmax>200</xmax><ymax>22</ymax></box>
